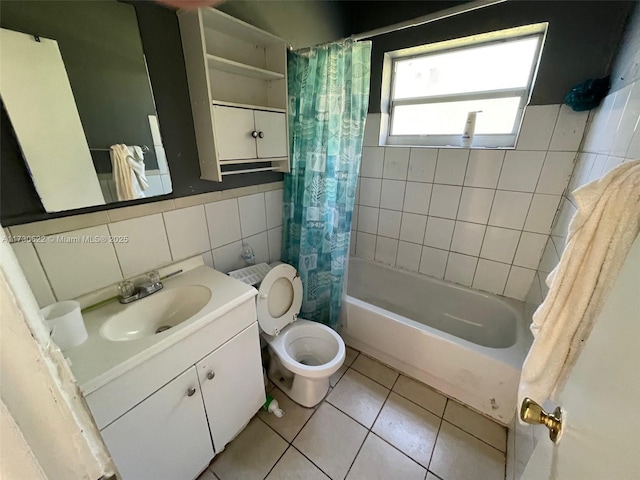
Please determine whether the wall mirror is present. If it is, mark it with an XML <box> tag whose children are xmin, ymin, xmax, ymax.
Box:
<box><xmin>0</xmin><ymin>0</ymin><xmax>172</xmax><ymax>213</ymax></box>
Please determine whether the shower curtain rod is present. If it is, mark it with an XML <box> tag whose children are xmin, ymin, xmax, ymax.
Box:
<box><xmin>350</xmin><ymin>0</ymin><xmax>508</xmax><ymax>41</ymax></box>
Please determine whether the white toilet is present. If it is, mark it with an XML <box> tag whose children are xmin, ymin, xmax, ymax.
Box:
<box><xmin>256</xmin><ymin>263</ymin><xmax>345</xmax><ymax>408</ymax></box>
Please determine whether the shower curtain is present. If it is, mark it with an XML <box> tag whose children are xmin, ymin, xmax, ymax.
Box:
<box><xmin>283</xmin><ymin>40</ymin><xmax>371</xmax><ymax>329</ymax></box>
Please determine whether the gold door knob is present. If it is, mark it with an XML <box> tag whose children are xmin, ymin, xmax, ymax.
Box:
<box><xmin>520</xmin><ymin>397</ymin><xmax>563</xmax><ymax>443</ymax></box>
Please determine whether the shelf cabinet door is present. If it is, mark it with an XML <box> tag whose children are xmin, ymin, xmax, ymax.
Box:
<box><xmin>101</xmin><ymin>367</ymin><xmax>213</xmax><ymax>480</ymax></box>
<box><xmin>212</xmin><ymin>105</ymin><xmax>257</xmax><ymax>160</ymax></box>
<box><xmin>196</xmin><ymin>322</ymin><xmax>265</xmax><ymax>453</ymax></box>
<box><xmin>254</xmin><ymin>110</ymin><xmax>288</xmax><ymax>158</ymax></box>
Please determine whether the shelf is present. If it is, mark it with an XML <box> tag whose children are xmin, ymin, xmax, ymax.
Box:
<box><xmin>207</xmin><ymin>55</ymin><xmax>284</xmax><ymax>81</ymax></box>
<box><xmin>200</xmin><ymin>8</ymin><xmax>284</xmax><ymax>46</ymax></box>
<box><xmin>210</xmin><ymin>100</ymin><xmax>286</xmax><ymax>114</ymax></box>
<box><xmin>220</xmin><ymin>166</ymin><xmax>279</xmax><ymax>176</ymax></box>
<box><xmin>219</xmin><ymin>157</ymin><xmax>288</xmax><ymax>165</ymax></box>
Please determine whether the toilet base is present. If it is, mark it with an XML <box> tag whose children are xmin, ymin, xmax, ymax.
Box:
<box><xmin>267</xmin><ymin>350</ymin><xmax>330</xmax><ymax>408</ymax></box>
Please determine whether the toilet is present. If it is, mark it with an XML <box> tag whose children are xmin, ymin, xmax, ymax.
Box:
<box><xmin>256</xmin><ymin>263</ymin><xmax>345</xmax><ymax>408</ymax></box>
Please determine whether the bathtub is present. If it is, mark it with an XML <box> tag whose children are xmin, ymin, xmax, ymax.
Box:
<box><xmin>341</xmin><ymin>257</ymin><xmax>532</xmax><ymax>424</ymax></box>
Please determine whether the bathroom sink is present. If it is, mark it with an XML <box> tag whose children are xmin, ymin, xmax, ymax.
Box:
<box><xmin>100</xmin><ymin>285</ymin><xmax>212</xmax><ymax>342</ymax></box>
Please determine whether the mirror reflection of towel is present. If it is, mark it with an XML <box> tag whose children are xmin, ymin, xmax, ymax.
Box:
<box><xmin>110</xmin><ymin>144</ymin><xmax>149</xmax><ymax>201</ymax></box>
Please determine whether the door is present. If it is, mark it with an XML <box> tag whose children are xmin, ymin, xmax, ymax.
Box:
<box><xmin>196</xmin><ymin>322</ymin><xmax>265</xmax><ymax>452</ymax></box>
<box><xmin>212</xmin><ymin>105</ymin><xmax>257</xmax><ymax>160</ymax></box>
<box><xmin>521</xmin><ymin>234</ymin><xmax>640</xmax><ymax>480</ymax></box>
<box><xmin>254</xmin><ymin>110</ymin><xmax>288</xmax><ymax>158</ymax></box>
<box><xmin>101</xmin><ymin>367</ymin><xmax>213</xmax><ymax>480</ymax></box>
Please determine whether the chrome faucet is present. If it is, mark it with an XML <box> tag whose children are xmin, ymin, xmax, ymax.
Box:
<box><xmin>118</xmin><ymin>271</ymin><xmax>163</xmax><ymax>304</ymax></box>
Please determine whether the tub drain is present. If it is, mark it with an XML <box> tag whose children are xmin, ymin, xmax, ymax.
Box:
<box><xmin>156</xmin><ymin>325</ymin><xmax>172</xmax><ymax>334</ymax></box>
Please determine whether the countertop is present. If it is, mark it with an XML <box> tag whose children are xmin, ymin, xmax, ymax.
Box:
<box><xmin>65</xmin><ymin>265</ymin><xmax>257</xmax><ymax>395</ymax></box>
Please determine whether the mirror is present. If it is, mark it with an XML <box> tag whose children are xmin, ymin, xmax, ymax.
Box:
<box><xmin>0</xmin><ymin>0</ymin><xmax>172</xmax><ymax>213</ymax></box>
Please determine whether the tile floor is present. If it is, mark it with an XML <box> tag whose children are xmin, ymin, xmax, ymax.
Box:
<box><xmin>199</xmin><ymin>348</ymin><xmax>507</xmax><ymax>480</ymax></box>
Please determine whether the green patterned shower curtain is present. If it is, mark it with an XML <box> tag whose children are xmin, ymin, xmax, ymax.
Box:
<box><xmin>283</xmin><ymin>40</ymin><xmax>371</xmax><ymax>329</ymax></box>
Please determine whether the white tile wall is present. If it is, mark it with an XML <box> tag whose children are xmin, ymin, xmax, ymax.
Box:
<box><xmin>383</xmin><ymin>148</ymin><xmax>410</xmax><ymax>180</ymax></box>
<box><xmin>35</xmin><ymin>225</ymin><xmax>123</xmax><ymax>300</ymax></box>
<box><xmin>515</xmin><ymin>105</ymin><xmax>559</xmax><ymax>151</ymax></box>
<box><xmin>464</xmin><ymin>150</ymin><xmax>504</xmax><ymax>188</ymax></box>
<box><xmin>12</xmin><ymin>188</ymin><xmax>285</xmax><ymax>305</ymax></box>
<box><xmin>238</xmin><ymin>193</ymin><xmax>267</xmax><ymax>237</ymax></box>
<box><xmin>163</xmin><ymin>205</ymin><xmax>210</xmax><ymax>261</ymax></box>
<box><xmin>400</xmin><ymin>213</ymin><xmax>428</xmax><ymax>244</ymax></box>
<box><xmin>377</xmin><ymin>209</ymin><xmax>402</xmax><ymax>239</ymax></box>
<box><xmin>404</xmin><ymin>182</ymin><xmax>432</xmax><ymax>215</ymax></box>
<box><xmin>11</xmin><ymin>242</ymin><xmax>56</xmax><ymax>307</ymax></box>
<box><xmin>265</xmin><ymin>189</ymin><xmax>283</xmax><ymax>230</ymax></box>
<box><xmin>380</xmin><ymin>180</ymin><xmax>405</xmax><ymax>210</ymax></box>
<box><xmin>424</xmin><ymin>217</ymin><xmax>454</xmax><ymax>250</ymax></box>
<box><xmin>353</xmin><ymin>107</ymin><xmax>582</xmax><ymax>300</ymax></box>
<box><xmin>109</xmin><ymin>214</ymin><xmax>172</xmax><ymax>277</ymax></box>
<box><xmin>206</xmin><ymin>198</ymin><xmax>242</xmax><ymax>249</ymax></box>
<box><xmin>408</xmin><ymin>148</ymin><xmax>437</xmax><ymax>182</ymax></box>
<box><xmin>429</xmin><ymin>185</ymin><xmax>461</xmax><ymax>219</ymax></box>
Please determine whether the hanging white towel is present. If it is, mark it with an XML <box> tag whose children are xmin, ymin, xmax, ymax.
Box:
<box><xmin>518</xmin><ymin>160</ymin><xmax>640</xmax><ymax>412</ymax></box>
<box><xmin>110</xmin><ymin>144</ymin><xmax>149</xmax><ymax>201</ymax></box>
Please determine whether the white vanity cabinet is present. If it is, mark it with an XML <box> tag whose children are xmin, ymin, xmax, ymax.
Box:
<box><xmin>196</xmin><ymin>322</ymin><xmax>265</xmax><ymax>451</ymax></box>
<box><xmin>100</xmin><ymin>367</ymin><xmax>213</xmax><ymax>480</ymax></box>
<box><xmin>178</xmin><ymin>7</ymin><xmax>290</xmax><ymax>181</ymax></box>
<box><xmin>213</xmin><ymin>106</ymin><xmax>287</xmax><ymax>161</ymax></box>
<box><xmin>83</xmin><ymin>296</ymin><xmax>265</xmax><ymax>480</ymax></box>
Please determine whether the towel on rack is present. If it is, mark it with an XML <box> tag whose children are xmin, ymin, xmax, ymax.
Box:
<box><xmin>110</xmin><ymin>144</ymin><xmax>149</xmax><ymax>201</ymax></box>
<box><xmin>518</xmin><ymin>160</ymin><xmax>640</xmax><ymax>412</ymax></box>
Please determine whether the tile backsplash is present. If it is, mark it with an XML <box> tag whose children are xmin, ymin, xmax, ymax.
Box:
<box><xmin>353</xmin><ymin>105</ymin><xmax>587</xmax><ymax>301</ymax></box>
<box><xmin>9</xmin><ymin>183</ymin><xmax>283</xmax><ymax>307</ymax></box>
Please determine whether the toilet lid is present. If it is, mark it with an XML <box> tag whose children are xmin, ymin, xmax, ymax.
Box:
<box><xmin>257</xmin><ymin>264</ymin><xmax>303</xmax><ymax>336</ymax></box>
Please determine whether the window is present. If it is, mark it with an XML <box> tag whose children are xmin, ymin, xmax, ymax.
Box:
<box><xmin>382</xmin><ymin>23</ymin><xmax>547</xmax><ymax>148</ymax></box>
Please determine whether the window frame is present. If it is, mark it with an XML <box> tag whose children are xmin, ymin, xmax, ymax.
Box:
<box><xmin>381</xmin><ymin>23</ymin><xmax>548</xmax><ymax>149</ymax></box>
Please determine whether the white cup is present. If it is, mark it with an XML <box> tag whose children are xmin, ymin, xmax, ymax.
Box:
<box><xmin>40</xmin><ymin>300</ymin><xmax>88</xmax><ymax>351</ymax></box>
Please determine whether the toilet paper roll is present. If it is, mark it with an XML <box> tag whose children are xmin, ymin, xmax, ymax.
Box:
<box><xmin>40</xmin><ymin>300</ymin><xmax>88</xmax><ymax>351</ymax></box>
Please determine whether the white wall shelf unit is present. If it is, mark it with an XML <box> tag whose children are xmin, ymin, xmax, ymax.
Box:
<box><xmin>179</xmin><ymin>8</ymin><xmax>290</xmax><ymax>181</ymax></box>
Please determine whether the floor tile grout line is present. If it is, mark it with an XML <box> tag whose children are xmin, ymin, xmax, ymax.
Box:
<box><xmin>440</xmin><ymin>418</ymin><xmax>507</xmax><ymax>455</ymax></box>
<box><xmin>289</xmin><ymin>444</ymin><xmax>333</xmax><ymax>480</ymax></box>
<box><xmin>260</xmin><ymin>440</ymin><xmax>291</xmax><ymax>480</ymax></box>
<box><xmin>346</xmin><ymin>350</ymin><xmax>506</xmax><ymax>434</ymax></box>
<box><xmin>256</xmin><ymin>401</ymin><xmax>332</xmax><ymax>479</ymax></box>
<box><xmin>367</xmin><ymin>430</ymin><xmax>429</xmax><ymax>475</ymax></box>
<box><xmin>250</xmin><ymin>350</ymin><xmax>505</xmax><ymax>480</ymax></box>
<box><xmin>343</xmin><ymin>372</ymin><xmax>399</xmax><ymax>479</ymax></box>
<box><xmin>425</xmin><ymin>398</ymin><xmax>448</xmax><ymax>474</ymax></box>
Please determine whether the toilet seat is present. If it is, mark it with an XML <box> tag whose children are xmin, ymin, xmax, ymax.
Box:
<box><xmin>256</xmin><ymin>264</ymin><xmax>303</xmax><ymax>336</ymax></box>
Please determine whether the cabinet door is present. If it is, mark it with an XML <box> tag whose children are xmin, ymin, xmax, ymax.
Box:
<box><xmin>196</xmin><ymin>322</ymin><xmax>265</xmax><ymax>452</ymax></box>
<box><xmin>254</xmin><ymin>110</ymin><xmax>288</xmax><ymax>158</ymax></box>
<box><xmin>101</xmin><ymin>367</ymin><xmax>213</xmax><ymax>480</ymax></box>
<box><xmin>212</xmin><ymin>106</ymin><xmax>257</xmax><ymax>160</ymax></box>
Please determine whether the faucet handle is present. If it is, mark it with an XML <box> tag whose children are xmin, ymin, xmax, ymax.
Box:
<box><xmin>146</xmin><ymin>270</ymin><xmax>161</xmax><ymax>285</ymax></box>
<box><xmin>118</xmin><ymin>280</ymin><xmax>135</xmax><ymax>299</ymax></box>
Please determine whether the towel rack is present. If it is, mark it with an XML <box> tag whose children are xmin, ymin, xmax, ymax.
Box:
<box><xmin>89</xmin><ymin>145</ymin><xmax>150</xmax><ymax>154</ymax></box>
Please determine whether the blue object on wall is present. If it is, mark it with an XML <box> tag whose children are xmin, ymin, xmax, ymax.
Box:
<box><xmin>564</xmin><ymin>76</ymin><xmax>610</xmax><ymax>112</ymax></box>
<box><xmin>283</xmin><ymin>40</ymin><xmax>371</xmax><ymax>328</ymax></box>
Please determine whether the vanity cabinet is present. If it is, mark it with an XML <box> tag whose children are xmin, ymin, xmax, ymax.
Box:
<box><xmin>178</xmin><ymin>8</ymin><xmax>290</xmax><ymax>181</ymax></box>
<box><xmin>85</xmin><ymin>298</ymin><xmax>265</xmax><ymax>480</ymax></box>
<box><xmin>100</xmin><ymin>367</ymin><xmax>213</xmax><ymax>480</ymax></box>
<box><xmin>196</xmin><ymin>322</ymin><xmax>265</xmax><ymax>451</ymax></box>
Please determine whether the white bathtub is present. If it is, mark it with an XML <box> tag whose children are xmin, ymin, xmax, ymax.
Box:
<box><xmin>342</xmin><ymin>257</ymin><xmax>532</xmax><ymax>424</ymax></box>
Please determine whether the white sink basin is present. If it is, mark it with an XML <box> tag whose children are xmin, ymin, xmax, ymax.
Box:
<box><xmin>100</xmin><ymin>285</ymin><xmax>212</xmax><ymax>342</ymax></box>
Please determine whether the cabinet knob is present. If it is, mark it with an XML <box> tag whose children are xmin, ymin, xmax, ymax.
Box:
<box><xmin>258</xmin><ymin>131</ymin><xmax>264</xmax><ymax>139</ymax></box>
<box><xmin>206</xmin><ymin>371</ymin><xmax>215</xmax><ymax>380</ymax></box>
<box><xmin>251</xmin><ymin>130</ymin><xmax>258</xmax><ymax>138</ymax></box>
<box><xmin>187</xmin><ymin>387</ymin><xmax>197</xmax><ymax>397</ymax></box>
